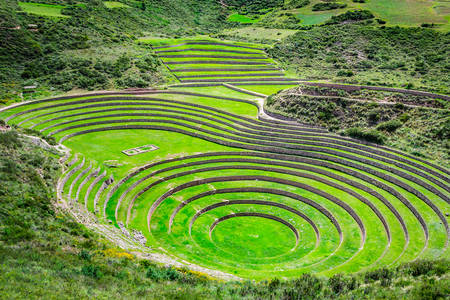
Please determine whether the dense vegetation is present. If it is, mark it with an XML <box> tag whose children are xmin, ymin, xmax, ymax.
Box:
<box><xmin>268</xmin><ymin>24</ymin><xmax>450</xmax><ymax>94</ymax></box>
<box><xmin>265</xmin><ymin>84</ymin><xmax>450</xmax><ymax>167</ymax></box>
<box><xmin>0</xmin><ymin>131</ymin><xmax>448</xmax><ymax>298</ymax></box>
<box><xmin>0</xmin><ymin>0</ymin><xmax>225</xmax><ymax>103</ymax></box>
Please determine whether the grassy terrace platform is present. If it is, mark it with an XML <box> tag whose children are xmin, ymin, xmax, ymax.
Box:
<box><xmin>1</xmin><ymin>38</ymin><xmax>448</xmax><ymax>280</ymax></box>
<box><xmin>144</xmin><ymin>37</ymin><xmax>299</xmax><ymax>87</ymax></box>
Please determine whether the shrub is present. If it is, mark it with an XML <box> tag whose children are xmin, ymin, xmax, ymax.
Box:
<box><xmin>411</xmin><ymin>278</ymin><xmax>450</xmax><ymax>300</ymax></box>
<box><xmin>328</xmin><ymin>274</ymin><xmax>357</xmax><ymax>295</ymax></box>
<box><xmin>337</xmin><ymin>70</ymin><xmax>354</xmax><ymax>77</ymax></box>
<box><xmin>376</xmin><ymin>120</ymin><xmax>402</xmax><ymax>132</ymax></box>
<box><xmin>81</xmin><ymin>264</ymin><xmax>103</xmax><ymax>279</ymax></box>
<box><xmin>146</xmin><ymin>266</ymin><xmax>181</xmax><ymax>282</ymax></box>
<box><xmin>312</xmin><ymin>2</ymin><xmax>346</xmax><ymax>11</ymax></box>
<box><xmin>326</xmin><ymin>9</ymin><xmax>374</xmax><ymax>24</ymax></box>
<box><xmin>0</xmin><ymin>131</ymin><xmax>22</xmax><ymax>149</ymax></box>
<box><xmin>344</xmin><ymin>127</ymin><xmax>385</xmax><ymax>144</ymax></box>
<box><xmin>434</xmin><ymin>118</ymin><xmax>450</xmax><ymax>140</ymax></box>
<box><xmin>399</xmin><ymin>113</ymin><xmax>410</xmax><ymax>123</ymax></box>
<box><xmin>79</xmin><ymin>250</ymin><xmax>91</xmax><ymax>261</ymax></box>
<box><xmin>284</xmin><ymin>0</ymin><xmax>310</xmax><ymax>9</ymax></box>
<box><xmin>399</xmin><ymin>259</ymin><xmax>449</xmax><ymax>277</ymax></box>
<box><xmin>268</xmin><ymin>277</ymin><xmax>280</xmax><ymax>292</ymax></box>
<box><xmin>283</xmin><ymin>273</ymin><xmax>323</xmax><ymax>299</ymax></box>
<box><xmin>364</xmin><ymin>268</ymin><xmax>393</xmax><ymax>284</ymax></box>
<box><xmin>368</xmin><ymin>109</ymin><xmax>381</xmax><ymax>122</ymax></box>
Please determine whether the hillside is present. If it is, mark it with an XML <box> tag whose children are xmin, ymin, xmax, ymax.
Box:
<box><xmin>0</xmin><ymin>0</ymin><xmax>449</xmax><ymax>299</ymax></box>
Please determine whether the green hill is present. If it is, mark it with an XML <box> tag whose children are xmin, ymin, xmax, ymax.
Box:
<box><xmin>0</xmin><ymin>0</ymin><xmax>449</xmax><ymax>298</ymax></box>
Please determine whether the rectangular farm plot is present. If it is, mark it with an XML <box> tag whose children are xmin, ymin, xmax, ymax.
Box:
<box><xmin>18</xmin><ymin>2</ymin><xmax>69</xmax><ymax>18</ymax></box>
<box><xmin>122</xmin><ymin>144</ymin><xmax>159</xmax><ymax>156</ymax></box>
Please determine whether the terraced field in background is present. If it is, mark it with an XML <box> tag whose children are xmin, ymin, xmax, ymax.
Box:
<box><xmin>1</xmin><ymin>39</ymin><xmax>448</xmax><ymax>280</ymax></box>
<box><xmin>144</xmin><ymin>37</ymin><xmax>300</xmax><ymax>95</ymax></box>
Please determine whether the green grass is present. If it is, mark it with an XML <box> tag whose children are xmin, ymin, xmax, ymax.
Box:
<box><xmin>103</xmin><ymin>1</ymin><xmax>131</xmax><ymax>9</ymax></box>
<box><xmin>18</xmin><ymin>2</ymin><xmax>69</xmax><ymax>18</ymax></box>
<box><xmin>139</xmin><ymin>36</ymin><xmax>269</xmax><ymax>49</ymax></box>
<box><xmin>222</xmin><ymin>27</ymin><xmax>298</xmax><ymax>41</ymax></box>
<box><xmin>235</xmin><ymin>84</ymin><xmax>299</xmax><ymax>95</ymax></box>
<box><xmin>289</xmin><ymin>0</ymin><xmax>450</xmax><ymax>28</ymax></box>
<box><xmin>227</xmin><ymin>13</ymin><xmax>260</xmax><ymax>24</ymax></box>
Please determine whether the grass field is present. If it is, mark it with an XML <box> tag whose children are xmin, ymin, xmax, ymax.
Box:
<box><xmin>18</xmin><ymin>2</ymin><xmax>69</xmax><ymax>18</ymax></box>
<box><xmin>222</xmin><ymin>27</ymin><xmax>298</xmax><ymax>42</ymax></box>
<box><xmin>224</xmin><ymin>0</ymin><xmax>449</xmax><ymax>30</ymax></box>
<box><xmin>1</xmin><ymin>39</ymin><xmax>448</xmax><ymax>280</ymax></box>
<box><xmin>293</xmin><ymin>0</ymin><xmax>449</xmax><ymax>27</ymax></box>
<box><xmin>103</xmin><ymin>1</ymin><xmax>131</xmax><ymax>9</ymax></box>
<box><xmin>227</xmin><ymin>13</ymin><xmax>260</xmax><ymax>24</ymax></box>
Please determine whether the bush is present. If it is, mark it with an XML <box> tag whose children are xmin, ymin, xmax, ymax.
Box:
<box><xmin>312</xmin><ymin>2</ymin><xmax>346</xmax><ymax>11</ymax></box>
<box><xmin>344</xmin><ymin>127</ymin><xmax>385</xmax><ymax>144</ymax></box>
<box><xmin>367</xmin><ymin>109</ymin><xmax>380</xmax><ymax>122</ymax></box>
<box><xmin>399</xmin><ymin>260</ymin><xmax>449</xmax><ymax>277</ymax></box>
<box><xmin>284</xmin><ymin>0</ymin><xmax>310</xmax><ymax>9</ymax></box>
<box><xmin>0</xmin><ymin>131</ymin><xmax>22</xmax><ymax>149</ymax></box>
<box><xmin>283</xmin><ymin>273</ymin><xmax>323</xmax><ymax>299</ymax></box>
<box><xmin>81</xmin><ymin>264</ymin><xmax>103</xmax><ymax>279</ymax></box>
<box><xmin>326</xmin><ymin>9</ymin><xmax>374</xmax><ymax>24</ymax></box>
<box><xmin>337</xmin><ymin>70</ymin><xmax>354</xmax><ymax>77</ymax></box>
<box><xmin>364</xmin><ymin>268</ymin><xmax>393</xmax><ymax>286</ymax></box>
<box><xmin>146</xmin><ymin>266</ymin><xmax>181</xmax><ymax>282</ymax></box>
<box><xmin>328</xmin><ymin>274</ymin><xmax>357</xmax><ymax>295</ymax></box>
<box><xmin>411</xmin><ymin>278</ymin><xmax>450</xmax><ymax>300</ymax></box>
<box><xmin>376</xmin><ymin>120</ymin><xmax>402</xmax><ymax>132</ymax></box>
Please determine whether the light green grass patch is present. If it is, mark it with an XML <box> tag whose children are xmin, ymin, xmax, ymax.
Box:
<box><xmin>103</xmin><ymin>1</ymin><xmax>131</xmax><ymax>8</ymax></box>
<box><xmin>237</xmin><ymin>84</ymin><xmax>299</xmax><ymax>95</ymax></box>
<box><xmin>139</xmin><ymin>36</ymin><xmax>269</xmax><ymax>49</ymax></box>
<box><xmin>18</xmin><ymin>2</ymin><xmax>69</xmax><ymax>18</ymax></box>
<box><xmin>222</xmin><ymin>27</ymin><xmax>298</xmax><ymax>41</ymax></box>
<box><xmin>290</xmin><ymin>0</ymin><xmax>449</xmax><ymax>27</ymax></box>
<box><xmin>227</xmin><ymin>13</ymin><xmax>260</xmax><ymax>24</ymax></box>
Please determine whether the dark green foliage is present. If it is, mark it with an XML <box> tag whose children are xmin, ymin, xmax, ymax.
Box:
<box><xmin>268</xmin><ymin>25</ymin><xmax>449</xmax><ymax>94</ymax></box>
<box><xmin>364</xmin><ymin>268</ymin><xmax>393</xmax><ymax>284</ymax></box>
<box><xmin>283</xmin><ymin>273</ymin><xmax>323</xmax><ymax>299</ymax></box>
<box><xmin>337</xmin><ymin>70</ymin><xmax>354</xmax><ymax>77</ymax></box>
<box><xmin>344</xmin><ymin>127</ymin><xmax>385</xmax><ymax>144</ymax></box>
<box><xmin>328</xmin><ymin>274</ymin><xmax>357</xmax><ymax>294</ymax></box>
<box><xmin>312</xmin><ymin>2</ymin><xmax>347</xmax><ymax>11</ymax></box>
<box><xmin>376</xmin><ymin>120</ymin><xmax>403</xmax><ymax>132</ymax></box>
<box><xmin>398</xmin><ymin>259</ymin><xmax>449</xmax><ymax>277</ymax></box>
<box><xmin>0</xmin><ymin>0</ymin><xmax>224</xmax><ymax>102</ymax></box>
<box><xmin>434</xmin><ymin>118</ymin><xmax>450</xmax><ymax>140</ymax></box>
<box><xmin>0</xmin><ymin>131</ymin><xmax>21</xmax><ymax>149</ymax></box>
<box><xmin>146</xmin><ymin>266</ymin><xmax>181</xmax><ymax>282</ymax></box>
<box><xmin>326</xmin><ymin>9</ymin><xmax>374</xmax><ymax>24</ymax></box>
<box><xmin>81</xmin><ymin>264</ymin><xmax>103</xmax><ymax>279</ymax></box>
<box><xmin>284</xmin><ymin>0</ymin><xmax>310</xmax><ymax>9</ymax></box>
<box><xmin>224</xmin><ymin>0</ymin><xmax>283</xmax><ymax>14</ymax></box>
<box><xmin>411</xmin><ymin>278</ymin><xmax>450</xmax><ymax>300</ymax></box>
